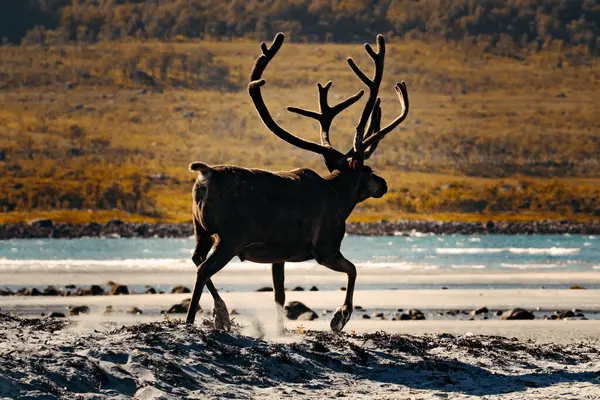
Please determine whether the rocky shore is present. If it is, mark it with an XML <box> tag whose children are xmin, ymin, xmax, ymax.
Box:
<box><xmin>1</xmin><ymin>218</ymin><xmax>599</xmax><ymax>239</ymax></box>
<box><xmin>348</xmin><ymin>219</ymin><xmax>600</xmax><ymax>235</ymax></box>
<box><xmin>2</xmin><ymin>281</ymin><xmax>594</xmax><ymax>323</ymax></box>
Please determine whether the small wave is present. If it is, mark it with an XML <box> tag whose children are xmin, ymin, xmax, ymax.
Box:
<box><xmin>500</xmin><ymin>263</ymin><xmax>559</xmax><ymax>270</ymax></box>
<box><xmin>436</xmin><ymin>247</ymin><xmax>579</xmax><ymax>255</ymax></box>
<box><xmin>508</xmin><ymin>247</ymin><xmax>580</xmax><ymax>255</ymax></box>
<box><xmin>0</xmin><ymin>258</ymin><xmax>267</xmax><ymax>272</ymax></box>
<box><xmin>359</xmin><ymin>262</ymin><xmax>438</xmax><ymax>270</ymax></box>
<box><xmin>0</xmin><ymin>258</ymin><xmax>438</xmax><ymax>273</ymax></box>
<box><xmin>450</xmin><ymin>264</ymin><xmax>486</xmax><ymax>269</ymax></box>
<box><xmin>436</xmin><ymin>248</ymin><xmax>504</xmax><ymax>254</ymax></box>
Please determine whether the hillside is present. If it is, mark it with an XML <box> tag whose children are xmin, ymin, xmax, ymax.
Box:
<box><xmin>2</xmin><ymin>1</ymin><xmax>600</xmax><ymax>53</ymax></box>
<box><xmin>0</xmin><ymin>33</ymin><xmax>599</xmax><ymax>223</ymax></box>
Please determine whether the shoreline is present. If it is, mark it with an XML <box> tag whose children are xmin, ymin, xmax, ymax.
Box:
<box><xmin>1</xmin><ymin>218</ymin><xmax>600</xmax><ymax>239</ymax></box>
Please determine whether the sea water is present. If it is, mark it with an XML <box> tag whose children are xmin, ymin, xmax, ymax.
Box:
<box><xmin>0</xmin><ymin>234</ymin><xmax>598</xmax><ymax>291</ymax></box>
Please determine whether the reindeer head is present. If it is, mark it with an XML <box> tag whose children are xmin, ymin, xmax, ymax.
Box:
<box><xmin>248</xmin><ymin>33</ymin><xmax>409</xmax><ymax>204</ymax></box>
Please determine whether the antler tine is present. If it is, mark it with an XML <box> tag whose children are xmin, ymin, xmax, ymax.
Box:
<box><xmin>287</xmin><ymin>81</ymin><xmax>364</xmax><ymax>147</ymax></box>
<box><xmin>347</xmin><ymin>34</ymin><xmax>386</xmax><ymax>156</ymax></box>
<box><xmin>363</xmin><ymin>97</ymin><xmax>382</xmax><ymax>159</ymax></box>
<box><xmin>361</xmin><ymin>81</ymin><xmax>409</xmax><ymax>152</ymax></box>
<box><xmin>248</xmin><ymin>33</ymin><xmax>339</xmax><ymax>157</ymax></box>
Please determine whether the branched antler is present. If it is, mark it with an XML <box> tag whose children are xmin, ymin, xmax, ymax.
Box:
<box><xmin>287</xmin><ymin>81</ymin><xmax>364</xmax><ymax>147</ymax></box>
<box><xmin>361</xmin><ymin>81</ymin><xmax>409</xmax><ymax>153</ymax></box>
<box><xmin>248</xmin><ymin>32</ymin><xmax>408</xmax><ymax>166</ymax></box>
<box><xmin>248</xmin><ymin>33</ymin><xmax>339</xmax><ymax>158</ymax></box>
<box><xmin>363</xmin><ymin>98</ymin><xmax>382</xmax><ymax>159</ymax></box>
<box><xmin>347</xmin><ymin>34</ymin><xmax>385</xmax><ymax>155</ymax></box>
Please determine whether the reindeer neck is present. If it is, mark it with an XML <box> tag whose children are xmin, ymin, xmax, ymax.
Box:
<box><xmin>324</xmin><ymin>169</ymin><xmax>362</xmax><ymax>220</ymax></box>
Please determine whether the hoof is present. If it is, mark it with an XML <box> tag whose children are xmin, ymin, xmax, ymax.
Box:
<box><xmin>213</xmin><ymin>298</ymin><xmax>231</xmax><ymax>331</ymax></box>
<box><xmin>330</xmin><ymin>306</ymin><xmax>351</xmax><ymax>332</ymax></box>
<box><xmin>275</xmin><ymin>321</ymin><xmax>288</xmax><ymax>336</ymax></box>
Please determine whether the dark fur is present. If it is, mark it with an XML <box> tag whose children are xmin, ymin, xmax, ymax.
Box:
<box><xmin>193</xmin><ymin>164</ymin><xmax>386</xmax><ymax>264</ymax></box>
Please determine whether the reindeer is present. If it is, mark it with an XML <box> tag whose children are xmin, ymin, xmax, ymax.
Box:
<box><xmin>186</xmin><ymin>33</ymin><xmax>409</xmax><ymax>333</ymax></box>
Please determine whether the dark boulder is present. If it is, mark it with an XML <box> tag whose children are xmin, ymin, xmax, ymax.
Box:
<box><xmin>171</xmin><ymin>285</ymin><xmax>191</xmax><ymax>294</ymax></box>
<box><xmin>127</xmin><ymin>306</ymin><xmax>143</xmax><ymax>315</ymax></box>
<box><xmin>285</xmin><ymin>301</ymin><xmax>318</xmax><ymax>320</ymax></box>
<box><xmin>471</xmin><ymin>306</ymin><xmax>489</xmax><ymax>316</ymax></box>
<box><xmin>42</xmin><ymin>286</ymin><xmax>61</xmax><ymax>296</ymax></box>
<box><xmin>256</xmin><ymin>287</ymin><xmax>273</xmax><ymax>292</ymax></box>
<box><xmin>68</xmin><ymin>305</ymin><xmax>90</xmax><ymax>316</ymax></box>
<box><xmin>90</xmin><ymin>285</ymin><xmax>105</xmax><ymax>296</ymax></box>
<box><xmin>408</xmin><ymin>309</ymin><xmax>426</xmax><ymax>320</ymax></box>
<box><xmin>557</xmin><ymin>310</ymin><xmax>575</xmax><ymax>319</ymax></box>
<box><xmin>372</xmin><ymin>312</ymin><xmax>386</xmax><ymax>320</ymax></box>
<box><xmin>49</xmin><ymin>312</ymin><xmax>66</xmax><ymax>318</ymax></box>
<box><xmin>16</xmin><ymin>288</ymin><xmax>40</xmax><ymax>296</ymax></box>
<box><xmin>109</xmin><ymin>284</ymin><xmax>129</xmax><ymax>295</ymax></box>
<box><xmin>166</xmin><ymin>303</ymin><xmax>187</xmax><ymax>314</ymax></box>
<box><xmin>165</xmin><ymin>298</ymin><xmax>197</xmax><ymax>314</ymax></box>
<box><xmin>309</xmin><ymin>286</ymin><xmax>319</xmax><ymax>291</ymax></box>
<box><xmin>28</xmin><ymin>219</ymin><xmax>53</xmax><ymax>229</ymax></box>
<box><xmin>501</xmin><ymin>308</ymin><xmax>534</xmax><ymax>320</ymax></box>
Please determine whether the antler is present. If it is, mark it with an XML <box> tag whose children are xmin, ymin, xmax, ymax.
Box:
<box><xmin>363</xmin><ymin>98</ymin><xmax>382</xmax><ymax>159</ymax></box>
<box><xmin>287</xmin><ymin>82</ymin><xmax>364</xmax><ymax>147</ymax></box>
<box><xmin>248</xmin><ymin>33</ymin><xmax>340</xmax><ymax>158</ymax></box>
<box><xmin>347</xmin><ymin>35</ymin><xmax>385</xmax><ymax>156</ymax></box>
<box><xmin>361</xmin><ymin>81</ymin><xmax>409</xmax><ymax>154</ymax></box>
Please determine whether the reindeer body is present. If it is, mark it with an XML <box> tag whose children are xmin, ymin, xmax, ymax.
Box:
<box><xmin>193</xmin><ymin>164</ymin><xmax>355</xmax><ymax>264</ymax></box>
<box><xmin>185</xmin><ymin>33</ymin><xmax>408</xmax><ymax>333</ymax></box>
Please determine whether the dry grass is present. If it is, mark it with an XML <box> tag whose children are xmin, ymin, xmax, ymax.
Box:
<box><xmin>0</xmin><ymin>38</ymin><xmax>599</xmax><ymax>223</ymax></box>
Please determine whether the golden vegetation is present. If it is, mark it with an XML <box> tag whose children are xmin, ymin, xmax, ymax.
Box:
<box><xmin>0</xmin><ymin>36</ymin><xmax>599</xmax><ymax>223</ymax></box>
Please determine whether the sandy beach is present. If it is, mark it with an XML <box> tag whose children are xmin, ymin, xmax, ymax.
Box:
<box><xmin>1</xmin><ymin>310</ymin><xmax>599</xmax><ymax>399</ymax></box>
<box><xmin>2</xmin><ymin>284</ymin><xmax>600</xmax><ymax>398</ymax></box>
<box><xmin>2</xmin><ymin>236</ymin><xmax>600</xmax><ymax>398</ymax></box>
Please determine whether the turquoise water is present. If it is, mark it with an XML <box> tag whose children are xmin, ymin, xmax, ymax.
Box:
<box><xmin>0</xmin><ymin>234</ymin><xmax>598</xmax><ymax>275</ymax></box>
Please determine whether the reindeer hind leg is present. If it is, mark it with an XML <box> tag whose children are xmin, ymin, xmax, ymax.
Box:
<box><xmin>206</xmin><ymin>280</ymin><xmax>231</xmax><ymax>331</ymax></box>
<box><xmin>186</xmin><ymin>239</ymin><xmax>236</xmax><ymax>325</ymax></box>
<box><xmin>191</xmin><ymin>223</ymin><xmax>231</xmax><ymax>330</ymax></box>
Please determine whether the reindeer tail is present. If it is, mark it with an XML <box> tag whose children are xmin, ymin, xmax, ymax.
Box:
<box><xmin>189</xmin><ymin>161</ymin><xmax>212</xmax><ymax>184</ymax></box>
<box><xmin>189</xmin><ymin>161</ymin><xmax>211</xmax><ymax>173</ymax></box>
